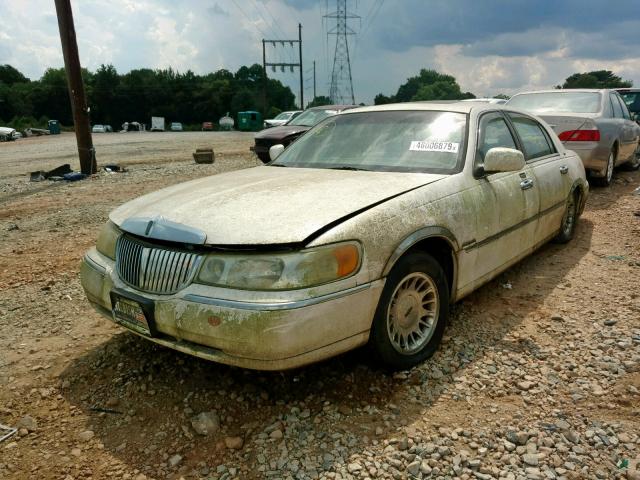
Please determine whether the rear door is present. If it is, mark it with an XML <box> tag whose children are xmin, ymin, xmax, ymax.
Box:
<box><xmin>506</xmin><ymin>112</ymin><xmax>569</xmax><ymax>242</ymax></box>
<box><xmin>612</xmin><ymin>92</ymin><xmax>638</xmax><ymax>162</ymax></box>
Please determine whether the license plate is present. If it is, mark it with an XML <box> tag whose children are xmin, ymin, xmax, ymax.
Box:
<box><xmin>112</xmin><ymin>295</ymin><xmax>151</xmax><ymax>336</ymax></box>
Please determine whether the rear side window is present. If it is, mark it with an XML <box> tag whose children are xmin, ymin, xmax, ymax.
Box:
<box><xmin>610</xmin><ymin>94</ymin><xmax>624</xmax><ymax>118</ymax></box>
<box><xmin>615</xmin><ymin>94</ymin><xmax>631</xmax><ymax>120</ymax></box>
<box><xmin>508</xmin><ymin>114</ymin><xmax>555</xmax><ymax>160</ymax></box>
<box><xmin>476</xmin><ymin>113</ymin><xmax>517</xmax><ymax>163</ymax></box>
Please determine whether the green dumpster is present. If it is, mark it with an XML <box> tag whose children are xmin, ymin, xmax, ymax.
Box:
<box><xmin>48</xmin><ymin>120</ymin><xmax>61</xmax><ymax>135</ymax></box>
<box><xmin>237</xmin><ymin>111</ymin><xmax>263</xmax><ymax>131</ymax></box>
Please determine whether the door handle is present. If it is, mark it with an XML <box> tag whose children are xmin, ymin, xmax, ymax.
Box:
<box><xmin>560</xmin><ymin>165</ymin><xmax>569</xmax><ymax>174</ymax></box>
<box><xmin>520</xmin><ymin>178</ymin><xmax>534</xmax><ymax>190</ymax></box>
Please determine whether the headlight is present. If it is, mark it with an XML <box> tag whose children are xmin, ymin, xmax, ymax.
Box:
<box><xmin>96</xmin><ymin>221</ymin><xmax>121</xmax><ymax>260</ymax></box>
<box><xmin>196</xmin><ymin>241</ymin><xmax>361</xmax><ymax>290</ymax></box>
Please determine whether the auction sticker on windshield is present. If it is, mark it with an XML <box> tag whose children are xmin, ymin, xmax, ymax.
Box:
<box><xmin>410</xmin><ymin>140</ymin><xmax>459</xmax><ymax>153</ymax></box>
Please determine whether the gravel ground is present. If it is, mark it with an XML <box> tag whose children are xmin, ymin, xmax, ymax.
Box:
<box><xmin>0</xmin><ymin>133</ymin><xmax>639</xmax><ymax>480</ymax></box>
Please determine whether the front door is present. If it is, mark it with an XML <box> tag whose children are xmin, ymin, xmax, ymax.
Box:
<box><xmin>461</xmin><ymin>111</ymin><xmax>540</xmax><ymax>289</ymax></box>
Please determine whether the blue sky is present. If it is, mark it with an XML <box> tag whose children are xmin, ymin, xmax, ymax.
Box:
<box><xmin>1</xmin><ymin>0</ymin><xmax>639</xmax><ymax>104</ymax></box>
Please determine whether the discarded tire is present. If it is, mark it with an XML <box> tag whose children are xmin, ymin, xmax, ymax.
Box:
<box><xmin>193</xmin><ymin>148</ymin><xmax>215</xmax><ymax>164</ymax></box>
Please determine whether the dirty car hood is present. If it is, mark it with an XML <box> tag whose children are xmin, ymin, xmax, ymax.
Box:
<box><xmin>110</xmin><ymin>166</ymin><xmax>445</xmax><ymax>246</ymax></box>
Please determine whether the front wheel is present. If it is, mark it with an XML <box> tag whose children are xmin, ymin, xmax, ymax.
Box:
<box><xmin>369</xmin><ymin>252</ymin><xmax>449</xmax><ymax>370</ymax></box>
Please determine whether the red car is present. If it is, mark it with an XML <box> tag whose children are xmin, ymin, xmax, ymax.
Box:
<box><xmin>202</xmin><ymin>122</ymin><xmax>214</xmax><ymax>131</ymax></box>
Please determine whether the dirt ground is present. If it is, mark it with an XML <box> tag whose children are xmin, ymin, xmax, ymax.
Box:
<box><xmin>0</xmin><ymin>133</ymin><xmax>639</xmax><ymax>480</ymax></box>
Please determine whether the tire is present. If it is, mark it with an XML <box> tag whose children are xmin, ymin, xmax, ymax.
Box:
<box><xmin>369</xmin><ymin>252</ymin><xmax>449</xmax><ymax>370</ymax></box>
<box><xmin>592</xmin><ymin>149</ymin><xmax>615</xmax><ymax>187</ymax></box>
<box><xmin>621</xmin><ymin>143</ymin><xmax>640</xmax><ymax>171</ymax></box>
<box><xmin>553</xmin><ymin>190</ymin><xmax>579</xmax><ymax>244</ymax></box>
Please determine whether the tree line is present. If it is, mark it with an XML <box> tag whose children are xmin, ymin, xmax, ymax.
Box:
<box><xmin>373</xmin><ymin>69</ymin><xmax>633</xmax><ymax>105</ymax></box>
<box><xmin>0</xmin><ymin>63</ymin><xmax>299</xmax><ymax>130</ymax></box>
<box><xmin>1</xmin><ymin>63</ymin><xmax>633</xmax><ymax>131</ymax></box>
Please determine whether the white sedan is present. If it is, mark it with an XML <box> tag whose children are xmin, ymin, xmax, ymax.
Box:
<box><xmin>81</xmin><ymin>102</ymin><xmax>588</xmax><ymax>370</ymax></box>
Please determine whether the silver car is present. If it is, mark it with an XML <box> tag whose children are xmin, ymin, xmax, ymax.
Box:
<box><xmin>507</xmin><ymin>89</ymin><xmax>640</xmax><ymax>186</ymax></box>
<box><xmin>81</xmin><ymin>103</ymin><xmax>588</xmax><ymax>371</ymax></box>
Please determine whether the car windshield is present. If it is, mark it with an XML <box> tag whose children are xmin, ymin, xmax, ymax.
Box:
<box><xmin>272</xmin><ymin>110</ymin><xmax>466</xmax><ymax>174</ymax></box>
<box><xmin>274</xmin><ymin>112</ymin><xmax>292</xmax><ymax>120</ymax></box>
<box><xmin>620</xmin><ymin>92</ymin><xmax>640</xmax><ymax>113</ymax></box>
<box><xmin>288</xmin><ymin>108</ymin><xmax>338</xmax><ymax>127</ymax></box>
<box><xmin>507</xmin><ymin>92</ymin><xmax>602</xmax><ymax>113</ymax></box>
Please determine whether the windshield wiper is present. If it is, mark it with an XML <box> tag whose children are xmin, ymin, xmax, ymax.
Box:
<box><xmin>328</xmin><ymin>165</ymin><xmax>369</xmax><ymax>171</ymax></box>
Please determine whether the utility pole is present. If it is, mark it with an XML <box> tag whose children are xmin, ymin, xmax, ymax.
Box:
<box><xmin>262</xmin><ymin>25</ymin><xmax>304</xmax><ymax>110</ymax></box>
<box><xmin>325</xmin><ymin>0</ymin><xmax>359</xmax><ymax>104</ymax></box>
<box><xmin>262</xmin><ymin>40</ymin><xmax>267</xmax><ymax>115</ymax></box>
<box><xmin>313</xmin><ymin>60</ymin><xmax>316</xmax><ymax>101</ymax></box>
<box><xmin>298</xmin><ymin>23</ymin><xmax>304</xmax><ymax>109</ymax></box>
<box><xmin>54</xmin><ymin>0</ymin><xmax>96</xmax><ymax>175</ymax></box>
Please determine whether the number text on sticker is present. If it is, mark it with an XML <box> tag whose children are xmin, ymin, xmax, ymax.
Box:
<box><xmin>409</xmin><ymin>141</ymin><xmax>459</xmax><ymax>153</ymax></box>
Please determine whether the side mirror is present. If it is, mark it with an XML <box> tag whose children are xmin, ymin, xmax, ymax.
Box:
<box><xmin>269</xmin><ymin>144</ymin><xmax>285</xmax><ymax>161</ymax></box>
<box><xmin>483</xmin><ymin>147</ymin><xmax>525</xmax><ymax>173</ymax></box>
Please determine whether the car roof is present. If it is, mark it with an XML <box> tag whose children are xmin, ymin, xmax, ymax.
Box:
<box><xmin>342</xmin><ymin>101</ymin><xmax>559</xmax><ymax>123</ymax></box>
<box><xmin>511</xmin><ymin>89</ymin><xmax>609</xmax><ymax>95</ymax></box>
<box><xmin>345</xmin><ymin>101</ymin><xmax>495</xmax><ymax>114</ymax></box>
<box><xmin>308</xmin><ymin>104</ymin><xmax>357</xmax><ymax>111</ymax></box>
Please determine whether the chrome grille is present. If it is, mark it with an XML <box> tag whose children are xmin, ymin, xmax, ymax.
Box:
<box><xmin>115</xmin><ymin>235</ymin><xmax>202</xmax><ymax>294</ymax></box>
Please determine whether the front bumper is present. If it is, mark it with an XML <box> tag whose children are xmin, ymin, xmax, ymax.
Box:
<box><xmin>80</xmin><ymin>248</ymin><xmax>384</xmax><ymax>370</ymax></box>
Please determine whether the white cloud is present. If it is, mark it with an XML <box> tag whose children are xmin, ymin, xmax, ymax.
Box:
<box><xmin>1</xmin><ymin>0</ymin><xmax>639</xmax><ymax>104</ymax></box>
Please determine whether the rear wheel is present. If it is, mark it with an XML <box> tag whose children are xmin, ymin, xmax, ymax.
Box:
<box><xmin>369</xmin><ymin>253</ymin><xmax>448</xmax><ymax>370</ymax></box>
<box><xmin>592</xmin><ymin>149</ymin><xmax>615</xmax><ymax>187</ymax></box>
<box><xmin>553</xmin><ymin>190</ymin><xmax>579</xmax><ymax>244</ymax></box>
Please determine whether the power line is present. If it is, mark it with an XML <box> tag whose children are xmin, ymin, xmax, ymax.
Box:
<box><xmin>230</xmin><ymin>0</ymin><xmax>269</xmax><ymax>38</ymax></box>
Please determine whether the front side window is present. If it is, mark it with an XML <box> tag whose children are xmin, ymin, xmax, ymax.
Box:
<box><xmin>508</xmin><ymin>114</ymin><xmax>555</xmax><ymax>160</ymax></box>
<box><xmin>272</xmin><ymin>110</ymin><xmax>467</xmax><ymax>174</ymax></box>
<box><xmin>620</xmin><ymin>91</ymin><xmax>640</xmax><ymax>114</ymax></box>
<box><xmin>476</xmin><ymin>113</ymin><xmax>517</xmax><ymax>163</ymax></box>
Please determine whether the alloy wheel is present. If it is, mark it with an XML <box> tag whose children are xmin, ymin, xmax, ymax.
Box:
<box><xmin>386</xmin><ymin>272</ymin><xmax>439</xmax><ymax>355</ymax></box>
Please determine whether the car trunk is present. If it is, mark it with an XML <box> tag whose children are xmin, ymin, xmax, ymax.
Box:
<box><xmin>537</xmin><ymin>113</ymin><xmax>597</xmax><ymax>142</ymax></box>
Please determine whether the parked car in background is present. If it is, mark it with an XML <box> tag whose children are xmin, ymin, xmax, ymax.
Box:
<box><xmin>507</xmin><ymin>89</ymin><xmax>640</xmax><ymax>185</ymax></box>
<box><xmin>0</xmin><ymin>126</ymin><xmax>17</xmax><ymax>141</ymax></box>
<box><xmin>251</xmin><ymin>105</ymin><xmax>357</xmax><ymax>163</ymax></box>
<box><xmin>104</xmin><ymin>125</ymin><xmax>113</xmax><ymax>132</ymax></box>
<box><xmin>617</xmin><ymin>88</ymin><xmax>640</xmax><ymax>124</ymax></box>
<box><xmin>170</xmin><ymin>122</ymin><xmax>183</xmax><ymax>132</ymax></box>
<box><xmin>121</xmin><ymin>121</ymin><xmax>145</xmax><ymax>132</ymax></box>
<box><xmin>92</xmin><ymin>124</ymin><xmax>106</xmax><ymax>133</ymax></box>
<box><xmin>263</xmin><ymin>110</ymin><xmax>302</xmax><ymax>128</ymax></box>
<box><xmin>202</xmin><ymin>122</ymin><xmax>214</xmax><ymax>131</ymax></box>
<box><xmin>81</xmin><ymin>102</ymin><xmax>588</xmax><ymax>371</ymax></box>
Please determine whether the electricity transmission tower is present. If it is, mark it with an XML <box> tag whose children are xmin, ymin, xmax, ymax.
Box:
<box><xmin>325</xmin><ymin>0</ymin><xmax>359</xmax><ymax>104</ymax></box>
